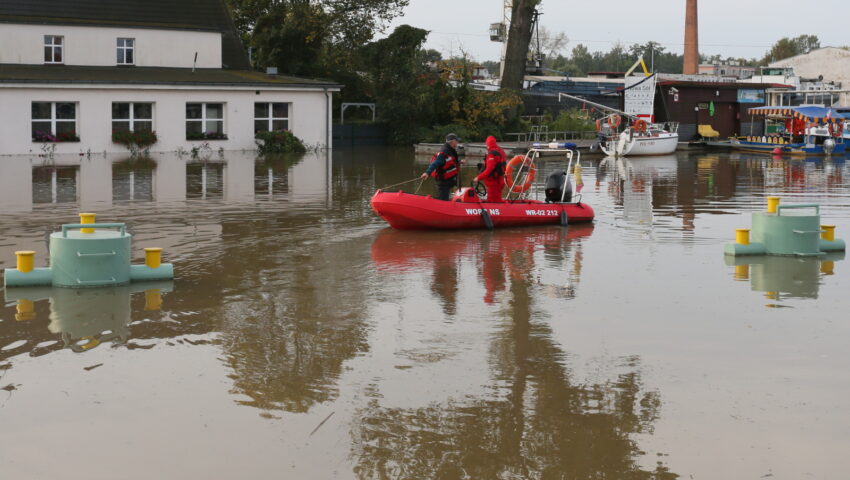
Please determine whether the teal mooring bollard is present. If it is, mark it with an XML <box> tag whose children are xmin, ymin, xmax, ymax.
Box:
<box><xmin>725</xmin><ymin>200</ymin><xmax>845</xmax><ymax>257</ymax></box>
<box><xmin>3</xmin><ymin>214</ymin><xmax>173</xmax><ymax>289</ymax></box>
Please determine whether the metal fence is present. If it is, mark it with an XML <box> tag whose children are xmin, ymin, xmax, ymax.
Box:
<box><xmin>504</xmin><ymin>130</ymin><xmax>597</xmax><ymax>143</ymax></box>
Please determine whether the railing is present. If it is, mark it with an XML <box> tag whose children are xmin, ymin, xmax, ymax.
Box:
<box><xmin>61</xmin><ymin>223</ymin><xmax>127</xmax><ymax>237</ymax></box>
<box><xmin>504</xmin><ymin>130</ymin><xmax>597</xmax><ymax>143</ymax></box>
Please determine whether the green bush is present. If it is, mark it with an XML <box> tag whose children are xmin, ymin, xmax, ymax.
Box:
<box><xmin>255</xmin><ymin>130</ymin><xmax>307</xmax><ymax>154</ymax></box>
<box><xmin>545</xmin><ymin>110</ymin><xmax>596</xmax><ymax>133</ymax></box>
<box><xmin>112</xmin><ymin>130</ymin><xmax>158</xmax><ymax>148</ymax></box>
<box><xmin>417</xmin><ymin>124</ymin><xmax>475</xmax><ymax>144</ymax></box>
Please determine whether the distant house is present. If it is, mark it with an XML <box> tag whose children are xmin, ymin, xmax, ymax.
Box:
<box><xmin>0</xmin><ymin>0</ymin><xmax>341</xmax><ymax>155</ymax></box>
<box><xmin>698</xmin><ymin>62</ymin><xmax>756</xmax><ymax>80</ymax></box>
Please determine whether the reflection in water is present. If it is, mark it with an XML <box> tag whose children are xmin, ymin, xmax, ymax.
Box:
<box><xmin>2</xmin><ymin>282</ymin><xmax>171</xmax><ymax>358</ymax></box>
<box><xmin>360</xmin><ymin>225</ymin><xmax>674</xmax><ymax>479</ymax></box>
<box><xmin>113</xmin><ymin>159</ymin><xmax>155</xmax><ymax>202</ymax></box>
<box><xmin>726</xmin><ymin>253</ymin><xmax>845</xmax><ymax>304</ymax></box>
<box><xmin>187</xmin><ymin>163</ymin><xmax>224</xmax><ymax>199</ymax></box>
<box><xmin>33</xmin><ymin>166</ymin><xmax>79</xmax><ymax>204</ymax></box>
<box><xmin>2</xmin><ymin>148</ymin><xmax>850</xmax><ymax>478</ymax></box>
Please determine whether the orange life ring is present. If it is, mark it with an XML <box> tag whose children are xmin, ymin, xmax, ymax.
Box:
<box><xmin>608</xmin><ymin>114</ymin><xmax>621</xmax><ymax>129</ymax></box>
<box><xmin>634</xmin><ymin>119</ymin><xmax>647</xmax><ymax>133</ymax></box>
<box><xmin>829</xmin><ymin>122</ymin><xmax>841</xmax><ymax>138</ymax></box>
<box><xmin>505</xmin><ymin>155</ymin><xmax>536</xmax><ymax>193</ymax></box>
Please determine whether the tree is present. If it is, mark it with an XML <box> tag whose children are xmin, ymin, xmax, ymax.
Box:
<box><xmin>570</xmin><ymin>44</ymin><xmax>594</xmax><ymax>76</ymax></box>
<box><xmin>793</xmin><ymin>34</ymin><xmax>821</xmax><ymax>55</ymax></box>
<box><xmin>359</xmin><ymin>25</ymin><xmax>433</xmax><ymax>143</ymax></box>
<box><xmin>250</xmin><ymin>2</ymin><xmax>328</xmax><ymax>77</ymax></box>
<box><xmin>227</xmin><ymin>0</ymin><xmax>408</xmax><ymax>48</ymax></box>
<box><xmin>501</xmin><ymin>0</ymin><xmax>540</xmax><ymax>105</ymax></box>
<box><xmin>762</xmin><ymin>34</ymin><xmax>820</xmax><ymax>64</ymax></box>
<box><xmin>537</xmin><ymin>26</ymin><xmax>569</xmax><ymax>67</ymax></box>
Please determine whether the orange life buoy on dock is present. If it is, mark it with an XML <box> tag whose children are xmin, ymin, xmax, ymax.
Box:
<box><xmin>505</xmin><ymin>155</ymin><xmax>536</xmax><ymax>193</ymax></box>
<box><xmin>633</xmin><ymin>119</ymin><xmax>647</xmax><ymax>133</ymax></box>
<box><xmin>608</xmin><ymin>114</ymin><xmax>621</xmax><ymax>129</ymax></box>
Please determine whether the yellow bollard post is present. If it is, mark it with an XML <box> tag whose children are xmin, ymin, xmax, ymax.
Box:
<box><xmin>767</xmin><ymin>196</ymin><xmax>780</xmax><ymax>214</ymax></box>
<box><xmin>821</xmin><ymin>224</ymin><xmax>836</xmax><ymax>242</ymax></box>
<box><xmin>16</xmin><ymin>299</ymin><xmax>35</xmax><ymax>322</ymax></box>
<box><xmin>144</xmin><ymin>289</ymin><xmax>163</xmax><ymax>311</ymax></box>
<box><xmin>144</xmin><ymin>247</ymin><xmax>162</xmax><ymax>268</ymax></box>
<box><xmin>735</xmin><ymin>228</ymin><xmax>750</xmax><ymax>245</ymax></box>
<box><xmin>15</xmin><ymin>250</ymin><xmax>35</xmax><ymax>273</ymax></box>
<box><xmin>79</xmin><ymin>212</ymin><xmax>96</xmax><ymax>233</ymax></box>
<box><xmin>573</xmin><ymin>163</ymin><xmax>582</xmax><ymax>189</ymax></box>
<box><xmin>735</xmin><ymin>264</ymin><xmax>749</xmax><ymax>280</ymax></box>
<box><xmin>821</xmin><ymin>261</ymin><xmax>835</xmax><ymax>275</ymax></box>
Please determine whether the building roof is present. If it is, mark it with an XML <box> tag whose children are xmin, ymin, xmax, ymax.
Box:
<box><xmin>657</xmin><ymin>80</ymin><xmax>792</xmax><ymax>89</ymax></box>
<box><xmin>0</xmin><ymin>0</ymin><xmax>250</xmax><ymax>69</ymax></box>
<box><xmin>0</xmin><ymin>64</ymin><xmax>342</xmax><ymax>89</ymax></box>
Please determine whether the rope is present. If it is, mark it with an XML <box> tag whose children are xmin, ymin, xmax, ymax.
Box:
<box><xmin>381</xmin><ymin>177</ymin><xmax>424</xmax><ymax>191</ymax></box>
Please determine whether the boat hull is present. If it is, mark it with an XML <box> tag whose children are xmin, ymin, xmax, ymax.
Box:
<box><xmin>601</xmin><ymin>133</ymin><xmax>679</xmax><ymax>157</ymax></box>
<box><xmin>371</xmin><ymin>191</ymin><xmax>594</xmax><ymax>230</ymax></box>
<box><xmin>730</xmin><ymin>140</ymin><xmax>846</xmax><ymax>156</ymax></box>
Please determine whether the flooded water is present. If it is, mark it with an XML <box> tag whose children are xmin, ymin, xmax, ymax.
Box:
<box><xmin>1</xmin><ymin>148</ymin><xmax>849</xmax><ymax>479</ymax></box>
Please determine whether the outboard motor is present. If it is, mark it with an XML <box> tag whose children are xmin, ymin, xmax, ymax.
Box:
<box><xmin>544</xmin><ymin>171</ymin><xmax>573</xmax><ymax>203</ymax></box>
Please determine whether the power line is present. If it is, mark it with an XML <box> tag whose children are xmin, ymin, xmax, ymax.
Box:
<box><xmin>427</xmin><ymin>30</ymin><xmax>776</xmax><ymax>49</ymax></box>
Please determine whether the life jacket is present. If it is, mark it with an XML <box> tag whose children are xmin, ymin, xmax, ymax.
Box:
<box><xmin>487</xmin><ymin>149</ymin><xmax>506</xmax><ymax>179</ymax></box>
<box><xmin>430</xmin><ymin>145</ymin><xmax>459</xmax><ymax>180</ymax></box>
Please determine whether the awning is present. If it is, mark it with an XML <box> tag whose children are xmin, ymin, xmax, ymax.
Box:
<box><xmin>748</xmin><ymin>106</ymin><xmax>843</xmax><ymax>125</ymax></box>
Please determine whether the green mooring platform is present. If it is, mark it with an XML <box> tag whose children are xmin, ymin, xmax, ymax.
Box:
<box><xmin>725</xmin><ymin>199</ymin><xmax>845</xmax><ymax>257</ymax></box>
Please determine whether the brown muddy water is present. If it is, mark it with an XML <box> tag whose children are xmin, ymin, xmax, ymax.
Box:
<box><xmin>1</xmin><ymin>148</ymin><xmax>849</xmax><ymax>479</ymax></box>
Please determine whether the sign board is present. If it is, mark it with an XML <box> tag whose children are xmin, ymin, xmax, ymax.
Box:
<box><xmin>624</xmin><ymin>75</ymin><xmax>656</xmax><ymax>121</ymax></box>
<box><xmin>738</xmin><ymin>89</ymin><xmax>765</xmax><ymax>104</ymax></box>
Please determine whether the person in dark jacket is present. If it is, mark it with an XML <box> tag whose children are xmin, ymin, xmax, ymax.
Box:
<box><xmin>474</xmin><ymin>136</ymin><xmax>507</xmax><ymax>203</ymax></box>
<box><xmin>421</xmin><ymin>133</ymin><xmax>462</xmax><ymax>201</ymax></box>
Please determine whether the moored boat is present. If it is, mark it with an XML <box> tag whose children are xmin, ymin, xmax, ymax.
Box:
<box><xmin>600</xmin><ymin>119</ymin><xmax>680</xmax><ymax>157</ymax></box>
<box><xmin>731</xmin><ymin>106</ymin><xmax>846</xmax><ymax>156</ymax></box>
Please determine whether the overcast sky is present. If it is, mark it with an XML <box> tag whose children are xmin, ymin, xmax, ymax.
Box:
<box><xmin>386</xmin><ymin>0</ymin><xmax>848</xmax><ymax>61</ymax></box>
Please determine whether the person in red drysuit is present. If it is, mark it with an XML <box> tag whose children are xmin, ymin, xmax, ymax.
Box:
<box><xmin>474</xmin><ymin>136</ymin><xmax>507</xmax><ymax>203</ymax></box>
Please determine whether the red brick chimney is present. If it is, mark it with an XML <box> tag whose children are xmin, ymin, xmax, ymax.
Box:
<box><xmin>683</xmin><ymin>0</ymin><xmax>699</xmax><ymax>75</ymax></box>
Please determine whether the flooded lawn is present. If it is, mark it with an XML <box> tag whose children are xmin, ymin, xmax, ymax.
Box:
<box><xmin>1</xmin><ymin>148</ymin><xmax>849</xmax><ymax>479</ymax></box>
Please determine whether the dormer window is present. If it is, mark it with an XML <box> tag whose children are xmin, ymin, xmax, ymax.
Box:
<box><xmin>44</xmin><ymin>35</ymin><xmax>63</xmax><ymax>64</ymax></box>
<box><xmin>117</xmin><ymin>38</ymin><xmax>134</xmax><ymax>65</ymax></box>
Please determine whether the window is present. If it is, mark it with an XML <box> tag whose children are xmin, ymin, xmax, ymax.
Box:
<box><xmin>117</xmin><ymin>38</ymin><xmax>134</xmax><ymax>65</ymax></box>
<box><xmin>44</xmin><ymin>35</ymin><xmax>63</xmax><ymax>64</ymax></box>
<box><xmin>186</xmin><ymin>103</ymin><xmax>225</xmax><ymax>139</ymax></box>
<box><xmin>31</xmin><ymin>102</ymin><xmax>78</xmax><ymax>142</ymax></box>
<box><xmin>112</xmin><ymin>103</ymin><xmax>153</xmax><ymax>132</ymax></box>
<box><xmin>254</xmin><ymin>102</ymin><xmax>290</xmax><ymax>133</ymax></box>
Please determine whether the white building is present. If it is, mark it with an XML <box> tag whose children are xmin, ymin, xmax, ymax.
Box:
<box><xmin>0</xmin><ymin>0</ymin><xmax>341</xmax><ymax>156</ymax></box>
<box><xmin>741</xmin><ymin>47</ymin><xmax>850</xmax><ymax>107</ymax></box>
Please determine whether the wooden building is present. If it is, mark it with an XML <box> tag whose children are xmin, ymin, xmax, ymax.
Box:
<box><xmin>652</xmin><ymin>79</ymin><xmax>790</xmax><ymax>140</ymax></box>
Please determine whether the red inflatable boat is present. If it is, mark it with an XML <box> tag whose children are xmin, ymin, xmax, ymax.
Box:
<box><xmin>371</xmin><ymin>188</ymin><xmax>594</xmax><ymax>230</ymax></box>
